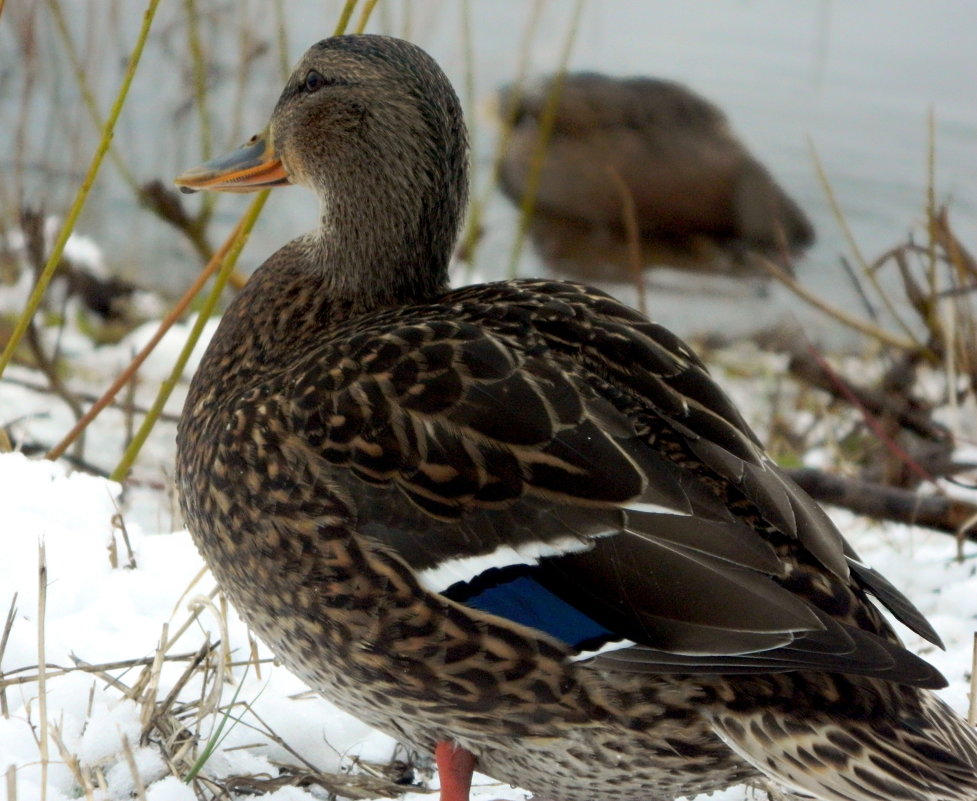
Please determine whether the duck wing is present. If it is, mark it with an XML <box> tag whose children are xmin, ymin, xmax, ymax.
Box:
<box><xmin>276</xmin><ymin>279</ymin><xmax>943</xmax><ymax>687</ymax></box>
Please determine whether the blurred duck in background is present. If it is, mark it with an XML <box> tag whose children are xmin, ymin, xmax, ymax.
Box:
<box><xmin>497</xmin><ymin>73</ymin><xmax>815</xmax><ymax>281</ymax></box>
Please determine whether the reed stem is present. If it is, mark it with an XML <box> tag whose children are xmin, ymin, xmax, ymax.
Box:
<box><xmin>507</xmin><ymin>0</ymin><xmax>585</xmax><ymax>277</ymax></box>
<box><xmin>110</xmin><ymin>192</ymin><xmax>269</xmax><ymax>482</ymax></box>
<box><xmin>0</xmin><ymin>0</ymin><xmax>162</xmax><ymax>378</ymax></box>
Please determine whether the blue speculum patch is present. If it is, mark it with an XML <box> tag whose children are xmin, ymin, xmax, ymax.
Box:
<box><xmin>445</xmin><ymin>568</ymin><xmax>614</xmax><ymax>650</ymax></box>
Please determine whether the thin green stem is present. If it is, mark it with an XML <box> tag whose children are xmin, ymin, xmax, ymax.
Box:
<box><xmin>184</xmin><ymin>663</ymin><xmax>253</xmax><ymax>782</ymax></box>
<box><xmin>184</xmin><ymin>0</ymin><xmax>214</xmax><ymax>161</ymax></box>
<box><xmin>355</xmin><ymin>0</ymin><xmax>381</xmax><ymax>33</ymax></box>
<box><xmin>460</xmin><ymin>0</ymin><xmax>476</xmax><ymax>169</ymax></box>
<box><xmin>184</xmin><ymin>0</ymin><xmax>217</xmax><ymax>228</ymax></box>
<box><xmin>461</xmin><ymin>0</ymin><xmax>544</xmax><ymax>276</ymax></box>
<box><xmin>273</xmin><ymin>0</ymin><xmax>291</xmax><ymax>79</ymax></box>
<box><xmin>507</xmin><ymin>0</ymin><xmax>585</xmax><ymax>277</ymax></box>
<box><xmin>808</xmin><ymin>138</ymin><xmax>922</xmax><ymax>349</ymax></box>
<box><xmin>333</xmin><ymin>0</ymin><xmax>359</xmax><ymax>36</ymax></box>
<box><xmin>45</xmin><ymin>0</ymin><xmax>139</xmax><ymax>192</ymax></box>
<box><xmin>110</xmin><ymin>192</ymin><xmax>269</xmax><ymax>483</ymax></box>
<box><xmin>0</xmin><ymin>0</ymin><xmax>162</xmax><ymax>379</ymax></box>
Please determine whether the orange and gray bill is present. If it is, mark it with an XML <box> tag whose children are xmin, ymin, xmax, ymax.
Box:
<box><xmin>175</xmin><ymin>129</ymin><xmax>290</xmax><ymax>194</ymax></box>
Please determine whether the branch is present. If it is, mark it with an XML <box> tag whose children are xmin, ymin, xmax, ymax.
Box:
<box><xmin>787</xmin><ymin>467</ymin><xmax>977</xmax><ymax>543</ymax></box>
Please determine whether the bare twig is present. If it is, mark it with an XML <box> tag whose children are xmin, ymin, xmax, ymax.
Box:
<box><xmin>138</xmin><ymin>625</ymin><xmax>168</xmax><ymax>733</ymax></box>
<box><xmin>138</xmin><ymin>180</ymin><xmax>215</xmax><ymax>268</ymax></box>
<box><xmin>37</xmin><ymin>543</ymin><xmax>48</xmax><ymax>801</ymax></box>
<box><xmin>111</xmin><ymin>511</ymin><xmax>138</xmax><ymax>570</ymax></box>
<box><xmin>1</xmin><ymin>436</ymin><xmax>115</xmax><ymax>479</ymax></box>
<box><xmin>809</xmin><ymin>138</ymin><xmax>921</xmax><ymax>347</ymax></box>
<box><xmin>223</xmin><ymin>765</ymin><xmax>427</xmax><ymax>799</ymax></box>
<box><xmin>969</xmin><ymin>633</ymin><xmax>977</xmax><ymax>727</ymax></box>
<box><xmin>44</xmin><ymin>206</ymin><xmax>251</xmax><ymax>463</ymax></box>
<box><xmin>120</xmin><ymin>734</ymin><xmax>148</xmax><ymax>801</ymax></box>
<box><xmin>18</xmin><ymin>210</ymin><xmax>87</xmax><ymax>451</ymax></box>
<box><xmin>1</xmin><ymin>375</ymin><xmax>180</xmax><ymax>423</ymax></box>
<box><xmin>0</xmin><ymin>646</ymin><xmax>248</xmax><ymax>690</ymax></box>
<box><xmin>0</xmin><ymin>593</ymin><xmax>17</xmax><ymax>718</ymax></box>
<box><xmin>787</xmin><ymin>468</ymin><xmax>977</xmax><ymax>542</ymax></box>
<box><xmin>50</xmin><ymin>722</ymin><xmax>97</xmax><ymax>801</ymax></box>
<box><xmin>761</xmin><ymin>255</ymin><xmax>920</xmax><ymax>352</ymax></box>
<box><xmin>606</xmin><ymin>166</ymin><xmax>647</xmax><ymax>317</ymax></box>
<box><xmin>786</xmin><ymin>347</ymin><xmax>948</xmax><ymax>442</ymax></box>
<box><xmin>144</xmin><ymin>639</ymin><xmax>217</xmax><ymax>742</ymax></box>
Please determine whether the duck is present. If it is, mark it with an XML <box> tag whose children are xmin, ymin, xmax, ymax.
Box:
<box><xmin>496</xmin><ymin>72</ymin><xmax>815</xmax><ymax>281</ymax></box>
<box><xmin>174</xmin><ymin>34</ymin><xmax>977</xmax><ymax>801</ymax></box>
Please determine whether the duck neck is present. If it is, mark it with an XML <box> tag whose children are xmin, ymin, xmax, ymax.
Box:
<box><xmin>202</xmin><ymin>168</ymin><xmax>461</xmax><ymax>379</ymax></box>
<box><xmin>314</xmin><ymin>197</ymin><xmax>441</xmax><ymax>310</ymax></box>
<box><xmin>306</xmin><ymin>142</ymin><xmax>465</xmax><ymax>314</ymax></box>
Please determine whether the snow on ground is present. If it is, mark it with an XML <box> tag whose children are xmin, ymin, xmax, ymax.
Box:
<box><xmin>2</xmin><ymin>448</ymin><xmax>975</xmax><ymax>801</ymax></box>
<box><xmin>1</xmin><ymin>235</ymin><xmax>976</xmax><ymax>801</ymax></box>
<box><xmin>0</xmin><ymin>449</ymin><xmax>533</xmax><ymax>801</ymax></box>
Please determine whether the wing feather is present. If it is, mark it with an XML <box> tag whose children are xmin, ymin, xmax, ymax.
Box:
<box><xmin>276</xmin><ymin>280</ymin><xmax>943</xmax><ymax>685</ymax></box>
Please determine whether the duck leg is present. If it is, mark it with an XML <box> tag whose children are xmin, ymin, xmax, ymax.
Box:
<box><xmin>435</xmin><ymin>741</ymin><xmax>477</xmax><ymax>801</ymax></box>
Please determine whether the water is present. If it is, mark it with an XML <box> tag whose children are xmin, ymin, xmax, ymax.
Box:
<box><xmin>3</xmin><ymin>0</ymin><xmax>975</xmax><ymax>344</ymax></box>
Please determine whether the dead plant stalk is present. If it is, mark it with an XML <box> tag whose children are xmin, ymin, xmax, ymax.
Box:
<box><xmin>37</xmin><ymin>543</ymin><xmax>48</xmax><ymax>801</ymax></box>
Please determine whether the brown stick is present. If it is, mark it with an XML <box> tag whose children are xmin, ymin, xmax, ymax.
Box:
<box><xmin>787</xmin><ymin>348</ymin><xmax>946</xmax><ymax>442</ymax></box>
<box><xmin>787</xmin><ymin>467</ymin><xmax>977</xmax><ymax>542</ymax></box>
<box><xmin>44</xmin><ymin>214</ymin><xmax>243</xmax><ymax>462</ymax></box>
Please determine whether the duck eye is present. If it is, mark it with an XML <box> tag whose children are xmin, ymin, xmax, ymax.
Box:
<box><xmin>304</xmin><ymin>70</ymin><xmax>327</xmax><ymax>93</ymax></box>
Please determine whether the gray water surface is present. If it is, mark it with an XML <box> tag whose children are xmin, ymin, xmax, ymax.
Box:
<box><xmin>3</xmin><ymin>0</ymin><xmax>975</xmax><ymax>343</ymax></box>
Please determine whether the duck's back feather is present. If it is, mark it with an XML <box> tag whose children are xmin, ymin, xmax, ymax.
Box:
<box><xmin>263</xmin><ymin>278</ymin><xmax>943</xmax><ymax>687</ymax></box>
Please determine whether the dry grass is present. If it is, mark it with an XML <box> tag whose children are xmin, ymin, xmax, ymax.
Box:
<box><xmin>756</xmin><ymin>203</ymin><xmax>977</xmax><ymax>482</ymax></box>
<box><xmin>1</xmin><ymin>571</ymin><xmax>420</xmax><ymax>799</ymax></box>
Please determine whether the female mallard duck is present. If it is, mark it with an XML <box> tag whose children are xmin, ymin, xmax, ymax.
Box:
<box><xmin>497</xmin><ymin>73</ymin><xmax>814</xmax><ymax>279</ymax></box>
<box><xmin>175</xmin><ymin>35</ymin><xmax>977</xmax><ymax>801</ymax></box>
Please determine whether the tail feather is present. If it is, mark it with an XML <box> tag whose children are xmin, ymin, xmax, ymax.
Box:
<box><xmin>706</xmin><ymin>690</ymin><xmax>977</xmax><ymax>801</ymax></box>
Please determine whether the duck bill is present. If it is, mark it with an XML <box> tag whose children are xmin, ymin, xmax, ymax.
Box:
<box><xmin>175</xmin><ymin>130</ymin><xmax>290</xmax><ymax>194</ymax></box>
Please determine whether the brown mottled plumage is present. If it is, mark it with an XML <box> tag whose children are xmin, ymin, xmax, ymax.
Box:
<box><xmin>175</xmin><ymin>34</ymin><xmax>977</xmax><ymax>801</ymax></box>
<box><xmin>497</xmin><ymin>73</ymin><xmax>815</xmax><ymax>279</ymax></box>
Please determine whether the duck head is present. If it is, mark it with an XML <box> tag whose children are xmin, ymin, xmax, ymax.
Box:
<box><xmin>176</xmin><ymin>35</ymin><xmax>469</xmax><ymax>302</ymax></box>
